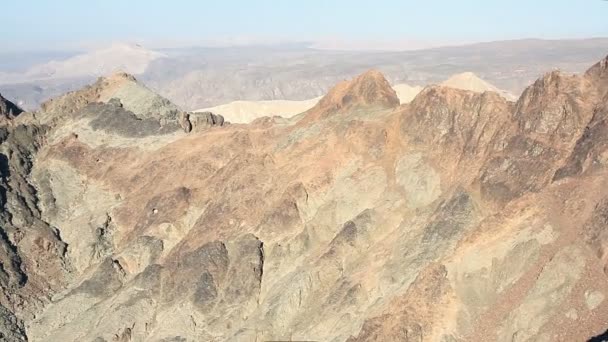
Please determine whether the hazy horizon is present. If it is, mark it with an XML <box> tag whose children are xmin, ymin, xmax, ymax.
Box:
<box><xmin>2</xmin><ymin>0</ymin><xmax>607</xmax><ymax>52</ymax></box>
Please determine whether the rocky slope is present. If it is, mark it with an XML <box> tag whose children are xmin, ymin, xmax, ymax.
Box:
<box><xmin>1</xmin><ymin>55</ymin><xmax>608</xmax><ymax>341</ymax></box>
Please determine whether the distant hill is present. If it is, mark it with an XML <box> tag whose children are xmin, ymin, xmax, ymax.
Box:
<box><xmin>0</xmin><ymin>44</ymin><xmax>164</xmax><ymax>84</ymax></box>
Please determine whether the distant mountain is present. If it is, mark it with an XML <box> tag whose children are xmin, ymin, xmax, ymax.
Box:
<box><xmin>2</xmin><ymin>38</ymin><xmax>608</xmax><ymax>111</ymax></box>
<box><xmin>142</xmin><ymin>38</ymin><xmax>608</xmax><ymax>110</ymax></box>
<box><xmin>0</xmin><ymin>44</ymin><xmax>164</xmax><ymax>84</ymax></box>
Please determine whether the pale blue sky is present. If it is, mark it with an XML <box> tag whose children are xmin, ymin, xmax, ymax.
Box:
<box><xmin>2</xmin><ymin>0</ymin><xmax>607</xmax><ymax>51</ymax></box>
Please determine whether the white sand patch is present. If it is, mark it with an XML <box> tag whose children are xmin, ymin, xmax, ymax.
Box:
<box><xmin>392</xmin><ymin>83</ymin><xmax>424</xmax><ymax>104</ymax></box>
<box><xmin>196</xmin><ymin>98</ymin><xmax>321</xmax><ymax>123</ymax></box>
<box><xmin>441</xmin><ymin>72</ymin><xmax>516</xmax><ymax>100</ymax></box>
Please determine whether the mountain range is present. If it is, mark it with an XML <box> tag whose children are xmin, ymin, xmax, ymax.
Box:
<box><xmin>1</xmin><ymin>38</ymin><xmax>607</xmax><ymax>112</ymax></box>
<box><xmin>0</xmin><ymin>49</ymin><xmax>607</xmax><ymax>341</ymax></box>
<box><xmin>0</xmin><ymin>44</ymin><xmax>164</xmax><ymax>84</ymax></box>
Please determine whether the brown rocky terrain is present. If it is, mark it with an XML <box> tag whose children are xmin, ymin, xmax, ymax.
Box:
<box><xmin>0</xmin><ymin>55</ymin><xmax>608</xmax><ymax>341</ymax></box>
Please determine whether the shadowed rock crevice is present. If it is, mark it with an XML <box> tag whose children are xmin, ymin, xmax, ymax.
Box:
<box><xmin>0</xmin><ymin>122</ymin><xmax>71</xmax><ymax>339</ymax></box>
<box><xmin>0</xmin><ymin>303</ymin><xmax>26</xmax><ymax>341</ymax></box>
<box><xmin>71</xmin><ymin>257</ymin><xmax>126</xmax><ymax>297</ymax></box>
<box><xmin>422</xmin><ymin>190</ymin><xmax>477</xmax><ymax>243</ymax></box>
<box><xmin>0</xmin><ymin>124</ymin><xmax>68</xmax><ymax>289</ymax></box>
<box><xmin>588</xmin><ymin>329</ymin><xmax>608</xmax><ymax>342</ymax></box>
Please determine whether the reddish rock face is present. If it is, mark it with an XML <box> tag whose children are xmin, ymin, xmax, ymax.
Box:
<box><xmin>3</xmin><ymin>57</ymin><xmax>608</xmax><ymax>341</ymax></box>
<box><xmin>301</xmin><ymin>69</ymin><xmax>400</xmax><ymax>122</ymax></box>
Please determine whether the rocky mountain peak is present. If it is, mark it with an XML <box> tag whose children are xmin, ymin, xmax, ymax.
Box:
<box><xmin>513</xmin><ymin>69</ymin><xmax>595</xmax><ymax>146</ymax></box>
<box><xmin>0</xmin><ymin>93</ymin><xmax>23</xmax><ymax>119</ymax></box>
<box><xmin>105</xmin><ymin>71</ymin><xmax>138</xmax><ymax>84</ymax></box>
<box><xmin>39</xmin><ymin>70</ymin><xmax>179</xmax><ymax>124</ymax></box>
<box><xmin>409</xmin><ymin>84</ymin><xmax>513</xmax><ymax>121</ymax></box>
<box><xmin>585</xmin><ymin>54</ymin><xmax>608</xmax><ymax>79</ymax></box>
<box><xmin>39</xmin><ymin>73</ymin><xmax>136</xmax><ymax>117</ymax></box>
<box><xmin>585</xmin><ymin>55</ymin><xmax>608</xmax><ymax>96</ymax></box>
<box><xmin>404</xmin><ymin>85</ymin><xmax>511</xmax><ymax>160</ymax></box>
<box><xmin>302</xmin><ymin>69</ymin><xmax>399</xmax><ymax>121</ymax></box>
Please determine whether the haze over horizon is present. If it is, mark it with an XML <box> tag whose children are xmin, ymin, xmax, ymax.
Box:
<box><xmin>2</xmin><ymin>0</ymin><xmax>608</xmax><ymax>52</ymax></box>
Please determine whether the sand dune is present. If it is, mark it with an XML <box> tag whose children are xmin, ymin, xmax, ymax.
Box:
<box><xmin>196</xmin><ymin>98</ymin><xmax>321</xmax><ymax>123</ymax></box>
<box><xmin>441</xmin><ymin>72</ymin><xmax>517</xmax><ymax>100</ymax></box>
<box><xmin>393</xmin><ymin>83</ymin><xmax>424</xmax><ymax>103</ymax></box>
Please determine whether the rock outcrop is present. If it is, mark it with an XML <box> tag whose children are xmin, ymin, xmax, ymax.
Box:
<box><xmin>0</xmin><ymin>94</ymin><xmax>23</xmax><ymax>120</ymax></box>
<box><xmin>37</xmin><ymin>72</ymin><xmax>224</xmax><ymax>138</ymax></box>
<box><xmin>179</xmin><ymin>111</ymin><xmax>225</xmax><ymax>133</ymax></box>
<box><xmin>585</xmin><ymin>54</ymin><xmax>608</xmax><ymax>94</ymax></box>
<box><xmin>2</xmin><ymin>57</ymin><xmax>608</xmax><ymax>341</ymax></box>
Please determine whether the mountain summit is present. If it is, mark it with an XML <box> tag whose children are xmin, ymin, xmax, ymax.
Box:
<box><xmin>303</xmin><ymin>69</ymin><xmax>400</xmax><ymax>121</ymax></box>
